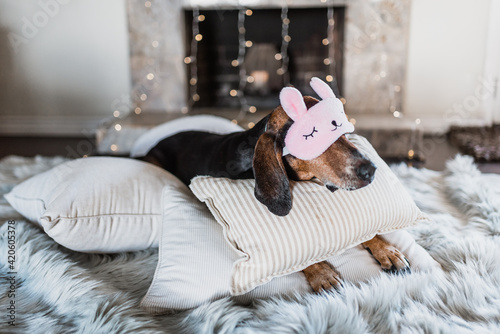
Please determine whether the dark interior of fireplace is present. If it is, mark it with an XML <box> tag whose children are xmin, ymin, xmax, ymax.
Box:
<box><xmin>184</xmin><ymin>7</ymin><xmax>345</xmax><ymax>111</ymax></box>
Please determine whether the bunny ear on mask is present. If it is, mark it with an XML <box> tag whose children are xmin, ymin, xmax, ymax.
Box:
<box><xmin>279</xmin><ymin>87</ymin><xmax>307</xmax><ymax>121</ymax></box>
<box><xmin>310</xmin><ymin>77</ymin><xmax>336</xmax><ymax>100</ymax></box>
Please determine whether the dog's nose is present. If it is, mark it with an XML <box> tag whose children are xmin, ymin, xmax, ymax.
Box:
<box><xmin>356</xmin><ymin>161</ymin><xmax>376</xmax><ymax>181</ymax></box>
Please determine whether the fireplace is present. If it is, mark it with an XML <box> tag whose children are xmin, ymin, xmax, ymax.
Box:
<box><xmin>184</xmin><ymin>7</ymin><xmax>345</xmax><ymax>110</ymax></box>
<box><xmin>97</xmin><ymin>0</ymin><xmax>415</xmax><ymax>156</ymax></box>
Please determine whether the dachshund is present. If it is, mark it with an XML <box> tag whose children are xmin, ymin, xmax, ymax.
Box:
<box><xmin>141</xmin><ymin>95</ymin><xmax>410</xmax><ymax>292</ymax></box>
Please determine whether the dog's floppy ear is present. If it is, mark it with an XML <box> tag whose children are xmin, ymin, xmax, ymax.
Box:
<box><xmin>253</xmin><ymin>131</ymin><xmax>292</xmax><ymax>216</ymax></box>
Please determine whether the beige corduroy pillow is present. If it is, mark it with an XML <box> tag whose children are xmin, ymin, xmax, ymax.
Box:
<box><xmin>189</xmin><ymin>135</ymin><xmax>428</xmax><ymax>295</ymax></box>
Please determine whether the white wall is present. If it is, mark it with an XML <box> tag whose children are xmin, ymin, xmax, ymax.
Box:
<box><xmin>404</xmin><ymin>0</ymin><xmax>497</xmax><ymax>132</ymax></box>
<box><xmin>0</xmin><ymin>0</ymin><xmax>131</xmax><ymax>136</ymax></box>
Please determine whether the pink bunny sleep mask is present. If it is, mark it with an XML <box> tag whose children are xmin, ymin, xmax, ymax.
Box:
<box><xmin>280</xmin><ymin>77</ymin><xmax>354</xmax><ymax>160</ymax></box>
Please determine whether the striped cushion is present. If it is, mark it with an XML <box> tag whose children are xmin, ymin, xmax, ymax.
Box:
<box><xmin>189</xmin><ymin>135</ymin><xmax>428</xmax><ymax>295</ymax></box>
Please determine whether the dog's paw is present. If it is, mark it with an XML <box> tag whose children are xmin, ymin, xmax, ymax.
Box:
<box><xmin>302</xmin><ymin>261</ymin><xmax>343</xmax><ymax>293</ymax></box>
<box><xmin>367</xmin><ymin>243</ymin><xmax>411</xmax><ymax>272</ymax></box>
<box><xmin>362</xmin><ymin>236</ymin><xmax>410</xmax><ymax>273</ymax></box>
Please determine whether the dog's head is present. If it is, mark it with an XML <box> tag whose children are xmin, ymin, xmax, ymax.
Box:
<box><xmin>253</xmin><ymin>78</ymin><xmax>376</xmax><ymax>216</ymax></box>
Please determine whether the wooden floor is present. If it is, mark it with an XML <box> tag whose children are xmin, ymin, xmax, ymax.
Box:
<box><xmin>1</xmin><ymin>134</ymin><xmax>499</xmax><ymax>174</ymax></box>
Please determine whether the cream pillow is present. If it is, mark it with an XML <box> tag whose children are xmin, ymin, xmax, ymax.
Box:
<box><xmin>189</xmin><ymin>134</ymin><xmax>429</xmax><ymax>295</ymax></box>
<box><xmin>141</xmin><ymin>185</ymin><xmax>439</xmax><ymax>313</ymax></box>
<box><xmin>4</xmin><ymin>157</ymin><xmax>188</xmax><ymax>253</ymax></box>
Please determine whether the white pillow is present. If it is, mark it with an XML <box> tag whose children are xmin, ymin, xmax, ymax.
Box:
<box><xmin>189</xmin><ymin>135</ymin><xmax>429</xmax><ymax>295</ymax></box>
<box><xmin>130</xmin><ymin>115</ymin><xmax>244</xmax><ymax>158</ymax></box>
<box><xmin>4</xmin><ymin>157</ymin><xmax>188</xmax><ymax>253</ymax></box>
<box><xmin>140</xmin><ymin>185</ymin><xmax>440</xmax><ymax>313</ymax></box>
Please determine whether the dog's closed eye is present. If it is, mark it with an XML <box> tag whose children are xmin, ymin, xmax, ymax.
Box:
<box><xmin>303</xmin><ymin>127</ymin><xmax>318</xmax><ymax>140</ymax></box>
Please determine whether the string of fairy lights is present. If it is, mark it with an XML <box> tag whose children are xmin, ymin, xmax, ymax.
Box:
<box><xmin>277</xmin><ymin>4</ymin><xmax>291</xmax><ymax>86</ymax></box>
<box><xmin>109</xmin><ymin>0</ymin><xmax>420</xmax><ymax>161</ymax></box>
<box><xmin>184</xmin><ymin>1</ymin><xmax>341</xmax><ymax>127</ymax></box>
<box><xmin>235</xmin><ymin>8</ymin><xmax>250</xmax><ymax>120</ymax></box>
<box><xmin>325</xmin><ymin>5</ymin><xmax>339</xmax><ymax>97</ymax></box>
<box><xmin>184</xmin><ymin>7</ymin><xmax>201</xmax><ymax>111</ymax></box>
<box><xmin>109</xmin><ymin>0</ymin><xmax>165</xmax><ymax>153</ymax></box>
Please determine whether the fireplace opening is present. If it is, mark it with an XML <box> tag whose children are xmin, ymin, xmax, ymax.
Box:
<box><xmin>184</xmin><ymin>7</ymin><xmax>345</xmax><ymax>110</ymax></box>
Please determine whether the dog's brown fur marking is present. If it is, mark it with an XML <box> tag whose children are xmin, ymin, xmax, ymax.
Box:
<box><xmin>255</xmin><ymin>96</ymin><xmax>373</xmax><ymax>201</ymax></box>
<box><xmin>284</xmin><ymin>136</ymin><xmax>368</xmax><ymax>190</ymax></box>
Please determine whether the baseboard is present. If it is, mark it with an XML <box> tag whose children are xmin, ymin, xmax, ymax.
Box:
<box><xmin>0</xmin><ymin>115</ymin><xmax>108</xmax><ymax>137</ymax></box>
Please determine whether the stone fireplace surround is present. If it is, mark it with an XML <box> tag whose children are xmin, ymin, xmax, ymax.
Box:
<box><xmin>97</xmin><ymin>0</ymin><xmax>413</xmax><ymax>155</ymax></box>
<box><xmin>127</xmin><ymin>0</ymin><xmax>410</xmax><ymax>116</ymax></box>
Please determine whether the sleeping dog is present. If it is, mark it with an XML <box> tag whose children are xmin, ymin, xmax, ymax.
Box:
<box><xmin>142</xmin><ymin>79</ymin><xmax>410</xmax><ymax>292</ymax></box>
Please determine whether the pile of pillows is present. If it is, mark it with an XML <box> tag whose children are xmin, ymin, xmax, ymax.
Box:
<box><xmin>4</xmin><ymin>115</ymin><xmax>440</xmax><ymax>314</ymax></box>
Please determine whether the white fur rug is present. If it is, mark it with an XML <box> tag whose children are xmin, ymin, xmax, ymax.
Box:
<box><xmin>1</xmin><ymin>155</ymin><xmax>500</xmax><ymax>333</ymax></box>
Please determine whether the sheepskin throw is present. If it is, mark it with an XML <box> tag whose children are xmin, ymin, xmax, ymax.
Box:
<box><xmin>1</xmin><ymin>155</ymin><xmax>500</xmax><ymax>333</ymax></box>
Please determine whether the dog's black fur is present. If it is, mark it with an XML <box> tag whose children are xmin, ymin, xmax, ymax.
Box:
<box><xmin>144</xmin><ymin>114</ymin><xmax>272</xmax><ymax>185</ymax></box>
